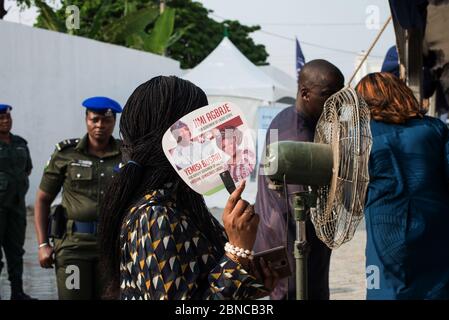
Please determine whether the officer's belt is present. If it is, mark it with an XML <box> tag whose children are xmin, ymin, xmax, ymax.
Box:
<box><xmin>70</xmin><ymin>220</ymin><xmax>98</xmax><ymax>235</ymax></box>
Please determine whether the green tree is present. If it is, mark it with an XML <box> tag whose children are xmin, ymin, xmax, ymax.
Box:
<box><xmin>14</xmin><ymin>0</ymin><xmax>269</xmax><ymax>69</ymax></box>
<box><xmin>164</xmin><ymin>0</ymin><xmax>268</xmax><ymax>68</ymax></box>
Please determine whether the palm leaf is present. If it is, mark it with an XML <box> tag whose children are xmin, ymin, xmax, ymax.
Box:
<box><xmin>143</xmin><ymin>8</ymin><xmax>176</xmax><ymax>54</ymax></box>
<box><xmin>166</xmin><ymin>23</ymin><xmax>194</xmax><ymax>48</ymax></box>
<box><xmin>102</xmin><ymin>6</ymin><xmax>159</xmax><ymax>43</ymax></box>
<box><xmin>87</xmin><ymin>0</ymin><xmax>112</xmax><ymax>39</ymax></box>
<box><xmin>125</xmin><ymin>31</ymin><xmax>147</xmax><ymax>51</ymax></box>
<box><xmin>34</xmin><ymin>0</ymin><xmax>65</xmax><ymax>32</ymax></box>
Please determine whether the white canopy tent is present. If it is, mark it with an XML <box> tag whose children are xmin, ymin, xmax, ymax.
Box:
<box><xmin>183</xmin><ymin>37</ymin><xmax>296</xmax><ymax>129</ymax></box>
<box><xmin>259</xmin><ymin>65</ymin><xmax>298</xmax><ymax>105</ymax></box>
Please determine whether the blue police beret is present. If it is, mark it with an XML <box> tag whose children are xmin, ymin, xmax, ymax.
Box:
<box><xmin>82</xmin><ymin>96</ymin><xmax>122</xmax><ymax>114</ymax></box>
<box><xmin>0</xmin><ymin>104</ymin><xmax>12</xmax><ymax>113</ymax></box>
<box><xmin>381</xmin><ymin>46</ymin><xmax>399</xmax><ymax>77</ymax></box>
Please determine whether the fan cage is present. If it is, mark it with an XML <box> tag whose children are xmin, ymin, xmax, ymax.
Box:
<box><xmin>312</xmin><ymin>87</ymin><xmax>372</xmax><ymax>249</ymax></box>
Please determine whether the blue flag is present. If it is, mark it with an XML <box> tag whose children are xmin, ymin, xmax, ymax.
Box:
<box><xmin>296</xmin><ymin>37</ymin><xmax>306</xmax><ymax>81</ymax></box>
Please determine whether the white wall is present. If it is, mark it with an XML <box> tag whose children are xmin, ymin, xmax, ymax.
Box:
<box><xmin>0</xmin><ymin>20</ymin><xmax>183</xmax><ymax>205</ymax></box>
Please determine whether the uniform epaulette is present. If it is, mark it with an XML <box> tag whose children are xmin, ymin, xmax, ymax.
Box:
<box><xmin>56</xmin><ymin>138</ymin><xmax>80</xmax><ymax>151</ymax></box>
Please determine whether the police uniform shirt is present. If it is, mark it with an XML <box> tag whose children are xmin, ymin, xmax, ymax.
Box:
<box><xmin>0</xmin><ymin>134</ymin><xmax>32</xmax><ymax>203</ymax></box>
<box><xmin>39</xmin><ymin>134</ymin><xmax>121</xmax><ymax>221</ymax></box>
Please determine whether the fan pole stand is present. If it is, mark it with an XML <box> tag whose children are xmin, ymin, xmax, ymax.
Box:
<box><xmin>292</xmin><ymin>191</ymin><xmax>314</xmax><ymax>300</ymax></box>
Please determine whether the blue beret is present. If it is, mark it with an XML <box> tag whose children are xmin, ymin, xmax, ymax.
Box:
<box><xmin>381</xmin><ymin>46</ymin><xmax>399</xmax><ymax>77</ymax></box>
<box><xmin>0</xmin><ymin>104</ymin><xmax>12</xmax><ymax>113</ymax></box>
<box><xmin>82</xmin><ymin>96</ymin><xmax>122</xmax><ymax>114</ymax></box>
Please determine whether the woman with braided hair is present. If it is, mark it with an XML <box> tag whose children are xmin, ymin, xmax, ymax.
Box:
<box><xmin>99</xmin><ymin>76</ymin><xmax>277</xmax><ymax>300</ymax></box>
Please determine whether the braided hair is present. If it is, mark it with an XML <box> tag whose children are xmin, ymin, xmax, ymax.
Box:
<box><xmin>98</xmin><ymin>76</ymin><xmax>224</xmax><ymax>298</ymax></box>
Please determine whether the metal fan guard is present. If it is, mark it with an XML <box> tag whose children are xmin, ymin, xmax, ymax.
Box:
<box><xmin>312</xmin><ymin>87</ymin><xmax>372</xmax><ymax>249</ymax></box>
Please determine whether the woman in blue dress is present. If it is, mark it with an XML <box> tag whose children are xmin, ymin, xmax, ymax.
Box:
<box><xmin>356</xmin><ymin>72</ymin><xmax>449</xmax><ymax>299</ymax></box>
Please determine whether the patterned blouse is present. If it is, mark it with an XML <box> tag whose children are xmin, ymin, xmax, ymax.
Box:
<box><xmin>119</xmin><ymin>185</ymin><xmax>268</xmax><ymax>300</ymax></box>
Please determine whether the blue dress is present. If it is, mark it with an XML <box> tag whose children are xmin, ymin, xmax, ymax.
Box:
<box><xmin>365</xmin><ymin>116</ymin><xmax>449</xmax><ymax>299</ymax></box>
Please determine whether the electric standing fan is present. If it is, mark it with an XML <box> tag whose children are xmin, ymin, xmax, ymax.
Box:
<box><xmin>263</xmin><ymin>87</ymin><xmax>372</xmax><ymax>299</ymax></box>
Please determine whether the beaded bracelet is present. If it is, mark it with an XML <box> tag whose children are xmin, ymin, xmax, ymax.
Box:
<box><xmin>38</xmin><ymin>242</ymin><xmax>49</xmax><ymax>249</ymax></box>
<box><xmin>224</xmin><ymin>242</ymin><xmax>254</xmax><ymax>260</ymax></box>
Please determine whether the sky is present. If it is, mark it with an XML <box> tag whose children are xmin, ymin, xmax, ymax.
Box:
<box><xmin>3</xmin><ymin>0</ymin><xmax>395</xmax><ymax>80</ymax></box>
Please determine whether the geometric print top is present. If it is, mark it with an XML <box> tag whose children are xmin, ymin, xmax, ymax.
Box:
<box><xmin>119</xmin><ymin>185</ymin><xmax>268</xmax><ymax>300</ymax></box>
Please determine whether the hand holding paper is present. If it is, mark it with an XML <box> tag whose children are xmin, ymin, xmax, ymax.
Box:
<box><xmin>222</xmin><ymin>180</ymin><xmax>259</xmax><ymax>252</ymax></box>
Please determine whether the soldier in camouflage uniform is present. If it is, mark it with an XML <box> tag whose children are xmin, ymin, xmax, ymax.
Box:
<box><xmin>34</xmin><ymin>97</ymin><xmax>122</xmax><ymax>299</ymax></box>
<box><xmin>0</xmin><ymin>104</ymin><xmax>35</xmax><ymax>300</ymax></box>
